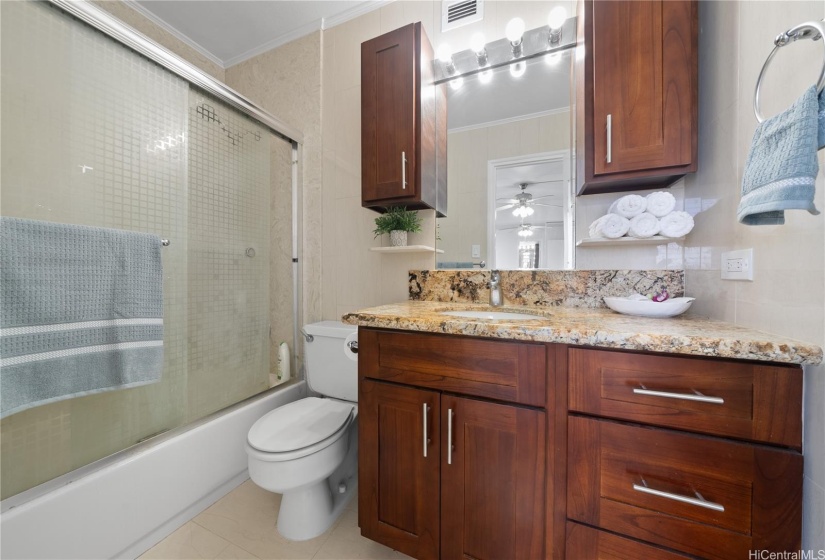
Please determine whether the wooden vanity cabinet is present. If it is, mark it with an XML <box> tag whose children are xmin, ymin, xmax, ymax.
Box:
<box><xmin>566</xmin><ymin>347</ymin><xmax>803</xmax><ymax>559</ymax></box>
<box><xmin>361</xmin><ymin>23</ymin><xmax>446</xmax><ymax>215</ymax></box>
<box><xmin>358</xmin><ymin>328</ymin><xmax>546</xmax><ymax>560</ymax></box>
<box><xmin>576</xmin><ymin>0</ymin><xmax>699</xmax><ymax>195</ymax></box>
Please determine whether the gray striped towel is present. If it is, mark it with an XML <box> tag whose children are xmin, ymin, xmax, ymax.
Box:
<box><xmin>0</xmin><ymin>217</ymin><xmax>164</xmax><ymax>418</ymax></box>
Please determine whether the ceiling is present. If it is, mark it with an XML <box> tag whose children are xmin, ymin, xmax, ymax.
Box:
<box><xmin>130</xmin><ymin>0</ymin><xmax>377</xmax><ymax>67</ymax></box>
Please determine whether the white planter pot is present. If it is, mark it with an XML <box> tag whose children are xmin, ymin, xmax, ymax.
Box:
<box><xmin>390</xmin><ymin>230</ymin><xmax>408</xmax><ymax>247</ymax></box>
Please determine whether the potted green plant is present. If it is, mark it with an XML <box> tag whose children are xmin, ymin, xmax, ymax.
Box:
<box><xmin>373</xmin><ymin>206</ymin><xmax>422</xmax><ymax>247</ymax></box>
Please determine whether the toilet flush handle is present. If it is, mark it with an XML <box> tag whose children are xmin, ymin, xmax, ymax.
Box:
<box><xmin>347</xmin><ymin>340</ymin><xmax>358</xmax><ymax>354</ymax></box>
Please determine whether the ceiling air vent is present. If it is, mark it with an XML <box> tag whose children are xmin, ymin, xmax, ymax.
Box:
<box><xmin>442</xmin><ymin>0</ymin><xmax>483</xmax><ymax>32</ymax></box>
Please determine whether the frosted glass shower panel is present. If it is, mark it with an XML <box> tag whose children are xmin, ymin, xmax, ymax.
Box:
<box><xmin>186</xmin><ymin>91</ymin><xmax>271</xmax><ymax>421</ymax></box>
<box><xmin>0</xmin><ymin>0</ymin><xmax>189</xmax><ymax>499</ymax></box>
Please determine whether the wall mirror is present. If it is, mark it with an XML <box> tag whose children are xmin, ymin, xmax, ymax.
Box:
<box><xmin>436</xmin><ymin>46</ymin><xmax>575</xmax><ymax>270</ymax></box>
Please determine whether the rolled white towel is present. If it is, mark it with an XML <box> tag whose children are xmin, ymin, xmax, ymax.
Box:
<box><xmin>659</xmin><ymin>211</ymin><xmax>694</xmax><ymax>238</ymax></box>
<box><xmin>645</xmin><ymin>191</ymin><xmax>676</xmax><ymax>217</ymax></box>
<box><xmin>589</xmin><ymin>215</ymin><xmax>608</xmax><ymax>238</ymax></box>
<box><xmin>594</xmin><ymin>213</ymin><xmax>630</xmax><ymax>239</ymax></box>
<box><xmin>628</xmin><ymin>212</ymin><xmax>661</xmax><ymax>238</ymax></box>
<box><xmin>608</xmin><ymin>194</ymin><xmax>647</xmax><ymax>218</ymax></box>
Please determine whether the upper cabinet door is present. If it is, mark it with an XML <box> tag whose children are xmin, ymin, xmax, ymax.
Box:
<box><xmin>361</xmin><ymin>23</ymin><xmax>446</xmax><ymax>215</ymax></box>
<box><xmin>577</xmin><ymin>0</ymin><xmax>698</xmax><ymax>194</ymax></box>
<box><xmin>362</xmin><ymin>24</ymin><xmax>417</xmax><ymax>204</ymax></box>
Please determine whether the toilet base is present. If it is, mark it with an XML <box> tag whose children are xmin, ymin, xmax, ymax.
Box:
<box><xmin>275</xmin><ymin>423</ymin><xmax>358</xmax><ymax>541</ymax></box>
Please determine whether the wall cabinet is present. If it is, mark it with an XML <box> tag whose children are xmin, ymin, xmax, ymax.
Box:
<box><xmin>361</xmin><ymin>23</ymin><xmax>447</xmax><ymax>215</ymax></box>
<box><xmin>358</xmin><ymin>329</ymin><xmax>546</xmax><ymax>560</ymax></box>
<box><xmin>576</xmin><ymin>0</ymin><xmax>699</xmax><ymax>195</ymax></box>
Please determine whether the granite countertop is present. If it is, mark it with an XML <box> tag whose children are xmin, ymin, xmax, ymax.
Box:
<box><xmin>342</xmin><ymin>301</ymin><xmax>823</xmax><ymax>366</ymax></box>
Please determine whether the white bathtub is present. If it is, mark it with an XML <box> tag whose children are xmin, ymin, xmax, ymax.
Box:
<box><xmin>0</xmin><ymin>381</ymin><xmax>306</xmax><ymax>559</ymax></box>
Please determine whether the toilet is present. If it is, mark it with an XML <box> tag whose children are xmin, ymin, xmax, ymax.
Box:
<box><xmin>246</xmin><ymin>321</ymin><xmax>359</xmax><ymax>541</ymax></box>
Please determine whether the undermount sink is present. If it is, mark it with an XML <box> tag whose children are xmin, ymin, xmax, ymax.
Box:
<box><xmin>440</xmin><ymin>310</ymin><xmax>542</xmax><ymax>321</ymax></box>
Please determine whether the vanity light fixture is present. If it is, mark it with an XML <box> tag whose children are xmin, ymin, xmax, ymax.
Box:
<box><xmin>547</xmin><ymin>6</ymin><xmax>567</xmax><ymax>44</ymax></box>
<box><xmin>437</xmin><ymin>43</ymin><xmax>456</xmax><ymax>75</ymax></box>
<box><xmin>469</xmin><ymin>32</ymin><xmax>488</xmax><ymax>67</ymax></box>
<box><xmin>505</xmin><ymin>17</ymin><xmax>525</xmax><ymax>58</ymax></box>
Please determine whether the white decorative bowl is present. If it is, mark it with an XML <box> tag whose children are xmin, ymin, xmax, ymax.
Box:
<box><xmin>603</xmin><ymin>296</ymin><xmax>695</xmax><ymax>318</ymax></box>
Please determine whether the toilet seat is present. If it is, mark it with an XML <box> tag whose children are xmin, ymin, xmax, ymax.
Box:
<box><xmin>247</xmin><ymin>397</ymin><xmax>355</xmax><ymax>460</ymax></box>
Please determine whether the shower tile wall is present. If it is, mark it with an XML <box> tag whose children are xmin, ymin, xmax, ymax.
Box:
<box><xmin>0</xmin><ymin>1</ymin><xmax>275</xmax><ymax>500</ymax></box>
<box><xmin>186</xmin><ymin>91</ymin><xmax>270</xmax><ymax>422</ymax></box>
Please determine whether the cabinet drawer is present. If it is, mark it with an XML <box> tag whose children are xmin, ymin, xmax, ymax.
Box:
<box><xmin>566</xmin><ymin>522</ymin><xmax>692</xmax><ymax>559</ymax></box>
<box><xmin>359</xmin><ymin>329</ymin><xmax>545</xmax><ymax>407</ymax></box>
<box><xmin>568</xmin><ymin>417</ymin><xmax>802</xmax><ymax>559</ymax></box>
<box><xmin>569</xmin><ymin>348</ymin><xmax>802</xmax><ymax>448</ymax></box>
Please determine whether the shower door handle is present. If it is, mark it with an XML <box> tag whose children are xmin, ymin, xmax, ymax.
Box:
<box><xmin>401</xmin><ymin>151</ymin><xmax>407</xmax><ymax>190</ymax></box>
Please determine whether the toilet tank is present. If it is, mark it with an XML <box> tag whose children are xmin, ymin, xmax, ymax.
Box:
<box><xmin>302</xmin><ymin>321</ymin><xmax>358</xmax><ymax>402</ymax></box>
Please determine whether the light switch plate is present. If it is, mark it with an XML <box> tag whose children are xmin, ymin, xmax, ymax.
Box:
<box><xmin>721</xmin><ymin>248</ymin><xmax>754</xmax><ymax>281</ymax></box>
<box><xmin>471</xmin><ymin>244</ymin><xmax>481</xmax><ymax>258</ymax></box>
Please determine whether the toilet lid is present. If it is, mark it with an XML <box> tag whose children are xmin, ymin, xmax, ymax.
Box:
<box><xmin>247</xmin><ymin>397</ymin><xmax>354</xmax><ymax>453</ymax></box>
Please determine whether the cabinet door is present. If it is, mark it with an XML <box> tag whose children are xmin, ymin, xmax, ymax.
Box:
<box><xmin>361</xmin><ymin>24</ymin><xmax>417</xmax><ymax>204</ymax></box>
<box><xmin>441</xmin><ymin>396</ymin><xmax>545</xmax><ymax>560</ymax></box>
<box><xmin>359</xmin><ymin>379</ymin><xmax>440</xmax><ymax>560</ymax></box>
<box><xmin>592</xmin><ymin>0</ymin><xmax>696</xmax><ymax>175</ymax></box>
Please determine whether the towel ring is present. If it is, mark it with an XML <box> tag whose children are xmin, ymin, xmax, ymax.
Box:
<box><xmin>753</xmin><ymin>20</ymin><xmax>825</xmax><ymax>123</ymax></box>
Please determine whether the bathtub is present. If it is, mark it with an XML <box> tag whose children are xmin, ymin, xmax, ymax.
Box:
<box><xmin>0</xmin><ymin>381</ymin><xmax>306</xmax><ymax>559</ymax></box>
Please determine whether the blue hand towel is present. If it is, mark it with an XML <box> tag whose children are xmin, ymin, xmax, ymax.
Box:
<box><xmin>0</xmin><ymin>218</ymin><xmax>164</xmax><ymax>418</ymax></box>
<box><xmin>819</xmin><ymin>88</ymin><xmax>825</xmax><ymax>150</ymax></box>
<box><xmin>737</xmin><ymin>86</ymin><xmax>820</xmax><ymax>225</ymax></box>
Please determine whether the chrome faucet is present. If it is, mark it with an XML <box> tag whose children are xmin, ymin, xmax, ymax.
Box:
<box><xmin>489</xmin><ymin>271</ymin><xmax>502</xmax><ymax>307</ymax></box>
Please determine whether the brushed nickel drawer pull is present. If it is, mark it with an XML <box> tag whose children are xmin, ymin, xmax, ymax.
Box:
<box><xmin>447</xmin><ymin>408</ymin><xmax>453</xmax><ymax>465</ymax></box>
<box><xmin>422</xmin><ymin>403</ymin><xmax>430</xmax><ymax>458</ymax></box>
<box><xmin>633</xmin><ymin>478</ymin><xmax>725</xmax><ymax>512</ymax></box>
<box><xmin>633</xmin><ymin>384</ymin><xmax>724</xmax><ymax>405</ymax></box>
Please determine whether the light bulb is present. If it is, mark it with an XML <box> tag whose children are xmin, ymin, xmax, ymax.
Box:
<box><xmin>436</xmin><ymin>43</ymin><xmax>453</xmax><ymax>63</ymax></box>
<box><xmin>513</xmin><ymin>206</ymin><xmax>524</xmax><ymax>218</ymax></box>
<box><xmin>478</xmin><ymin>69</ymin><xmax>493</xmax><ymax>84</ymax></box>
<box><xmin>510</xmin><ymin>61</ymin><xmax>527</xmax><ymax>78</ymax></box>
<box><xmin>525</xmin><ymin>206</ymin><xmax>535</xmax><ymax>216</ymax></box>
<box><xmin>470</xmin><ymin>32</ymin><xmax>486</xmax><ymax>54</ymax></box>
<box><xmin>505</xmin><ymin>18</ymin><xmax>525</xmax><ymax>44</ymax></box>
<box><xmin>449</xmin><ymin>76</ymin><xmax>464</xmax><ymax>90</ymax></box>
<box><xmin>548</xmin><ymin>6</ymin><xmax>567</xmax><ymax>30</ymax></box>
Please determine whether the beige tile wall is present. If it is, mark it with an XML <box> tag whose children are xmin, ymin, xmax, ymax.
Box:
<box><xmin>682</xmin><ymin>0</ymin><xmax>825</xmax><ymax>549</ymax></box>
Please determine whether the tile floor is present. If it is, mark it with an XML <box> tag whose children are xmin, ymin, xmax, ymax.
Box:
<box><xmin>139</xmin><ymin>480</ymin><xmax>413</xmax><ymax>560</ymax></box>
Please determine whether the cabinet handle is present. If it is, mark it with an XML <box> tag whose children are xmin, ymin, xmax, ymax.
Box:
<box><xmin>422</xmin><ymin>403</ymin><xmax>430</xmax><ymax>458</ymax></box>
<box><xmin>401</xmin><ymin>151</ymin><xmax>407</xmax><ymax>190</ymax></box>
<box><xmin>633</xmin><ymin>478</ymin><xmax>725</xmax><ymax>512</ymax></box>
<box><xmin>633</xmin><ymin>385</ymin><xmax>724</xmax><ymax>405</ymax></box>
<box><xmin>447</xmin><ymin>408</ymin><xmax>453</xmax><ymax>465</ymax></box>
<box><xmin>606</xmin><ymin>114</ymin><xmax>612</xmax><ymax>164</ymax></box>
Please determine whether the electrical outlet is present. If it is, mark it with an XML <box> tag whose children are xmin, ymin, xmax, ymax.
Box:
<box><xmin>721</xmin><ymin>249</ymin><xmax>754</xmax><ymax>281</ymax></box>
<box><xmin>471</xmin><ymin>244</ymin><xmax>481</xmax><ymax>258</ymax></box>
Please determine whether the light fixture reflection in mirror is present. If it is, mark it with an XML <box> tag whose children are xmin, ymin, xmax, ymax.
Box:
<box><xmin>478</xmin><ymin>69</ymin><xmax>493</xmax><ymax>84</ymax></box>
<box><xmin>510</xmin><ymin>61</ymin><xmax>527</xmax><ymax>78</ymax></box>
<box><xmin>436</xmin><ymin>45</ymin><xmax>575</xmax><ymax>271</ymax></box>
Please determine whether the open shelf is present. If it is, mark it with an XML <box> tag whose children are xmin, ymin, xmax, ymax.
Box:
<box><xmin>576</xmin><ymin>235</ymin><xmax>684</xmax><ymax>247</ymax></box>
<box><xmin>370</xmin><ymin>245</ymin><xmax>444</xmax><ymax>254</ymax></box>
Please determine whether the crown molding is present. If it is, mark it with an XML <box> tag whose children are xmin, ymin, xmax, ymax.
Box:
<box><xmin>121</xmin><ymin>0</ymin><xmax>225</xmax><ymax>69</ymax></box>
<box><xmin>322</xmin><ymin>0</ymin><xmax>395</xmax><ymax>30</ymax></box>
<box><xmin>224</xmin><ymin>18</ymin><xmax>324</xmax><ymax>68</ymax></box>
<box><xmin>448</xmin><ymin>107</ymin><xmax>571</xmax><ymax>134</ymax></box>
